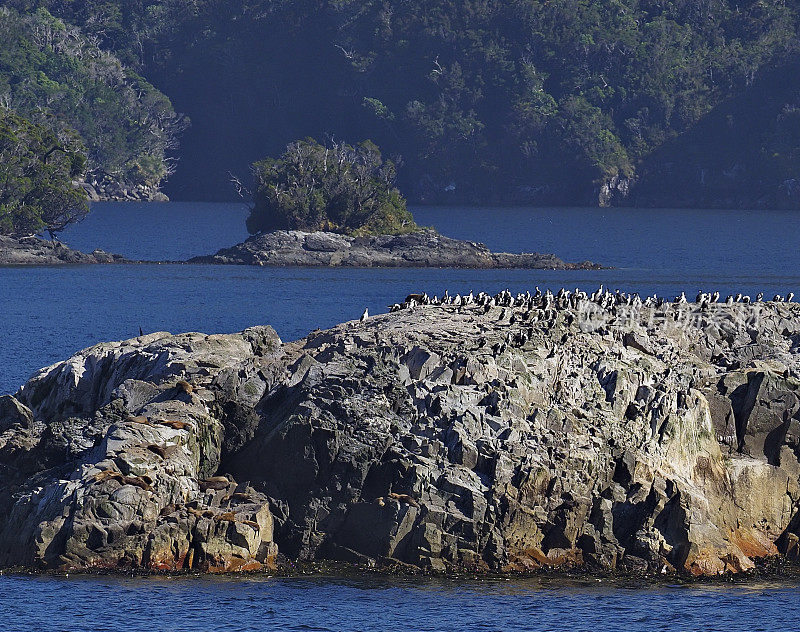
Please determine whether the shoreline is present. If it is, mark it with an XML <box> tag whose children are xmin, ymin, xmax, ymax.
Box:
<box><xmin>0</xmin><ymin>235</ymin><xmax>128</xmax><ymax>266</ymax></box>
<box><xmin>189</xmin><ymin>228</ymin><xmax>602</xmax><ymax>269</ymax></box>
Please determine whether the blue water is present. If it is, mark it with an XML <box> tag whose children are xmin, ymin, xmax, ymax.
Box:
<box><xmin>1</xmin><ymin>202</ymin><xmax>799</xmax><ymax>396</ymax></box>
<box><xmin>2</xmin><ymin>202</ymin><xmax>800</xmax><ymax>627</ymax></box>
<box><xmin>0</xmin><ymin>573</ymin><xmax>796</xmax><ymax>632</ymax></box>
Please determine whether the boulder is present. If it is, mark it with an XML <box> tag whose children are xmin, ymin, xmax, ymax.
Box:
<box><xmin>189</xmin><ymin>229</ymin><xmax>603</xmax><ymax>269</ymax></box>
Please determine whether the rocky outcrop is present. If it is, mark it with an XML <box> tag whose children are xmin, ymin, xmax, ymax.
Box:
<box><xmin>2</xmin><ymin>297</ymin><xmax>800</xmax><ymax>575</ymax></box>
<box><xmin>0</xmin><ymin>329</ymin><xmax>282</xmax><ymax>571</ymax></box>
<box><xmin>598</xmin><ymin>174</ymin><xmax>634</xmax><ymax>207</ymax></box>
<box><xmin>189</xmin><ymin>229</ymin><xmax>602</xmax><ymax>269</ymax></box>
<box><xmin>0</xmin><ymin>235</ymin><xmax>126</xmax><ymax>265</ymax></box>
<box><xmin>81</xmin><ymin>175</ymin><xmax>169</xmax><ymax>203</ymax></box>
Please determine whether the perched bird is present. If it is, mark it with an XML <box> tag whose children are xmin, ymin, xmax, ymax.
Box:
<box><xmin>360</xmin><ymin>308</ymin><xmax>369</xmax><ymax>322</ymax></box>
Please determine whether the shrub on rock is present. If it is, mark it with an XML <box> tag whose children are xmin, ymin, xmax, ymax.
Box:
<box><xmin>246</xmin><ymin>138</ymin><xmax>417</xmax><ymax>236</ymax></box>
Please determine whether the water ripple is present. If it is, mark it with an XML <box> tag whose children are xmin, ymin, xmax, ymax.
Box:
<box><xmin>1</xmin><ymin>575</ymin><xmax>798</xmax><ymax>632</ymax></box>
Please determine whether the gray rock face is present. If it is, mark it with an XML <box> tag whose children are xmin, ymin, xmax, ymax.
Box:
<box><xmin>0</xmin><ymin>235</ymin><xmax>126</xmax><ymax>266</ymax></box>
<box><xmin>3</xmin><ymin>298</ymin><xmax>800</xmax><ymax>575</ymax></box>
<box><xmin>189</xmin><ymin>229</ymin><xmax>602</xmax><ymax>269</ymax></box>
<box><xmin>0</xmin><ymin>328</ymin><xmax>282</xmax><ymax>571</ymax></box>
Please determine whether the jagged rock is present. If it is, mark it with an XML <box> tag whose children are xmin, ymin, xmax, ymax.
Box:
<box><xmin>0</xmin><ymin>327</ymin><xmax>282</xmax><ymax>572</ymax></box>
<box><xmin>189</xmin><ymin>229</ymin><xmax>602</xmax><ymax>269</ymax></box>
<box><xmin>3</xmin><ymin>300</ymin><xmax>800</xmax><ymax>575</ymax></box>
<box><xmin>736</xmin><ymin>371</ymin><xmax>800</xmax><ymax>466</ymax></box>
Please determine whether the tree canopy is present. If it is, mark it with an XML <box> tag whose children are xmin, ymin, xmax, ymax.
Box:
<box><xmin>247</xmin><ymin>139</ymin><xmax>417</xmax><ymax>236</ymax></box>
<box><xmin>4</xmin><ymin>0</ymin><xmax>800</xmax><ymax>207</ymax></box>
<box><xmin>0</xmin><ymin>107</ymin><xmax>88</xmax><ymax>237</ymax></box>
<box><xmin>0</xmin><ymin>6</ymin><xmax>184</xmax><ymax>190</ymax></box>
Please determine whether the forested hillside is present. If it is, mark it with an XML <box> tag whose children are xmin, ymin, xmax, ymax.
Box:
<box><xmin>0</xmin><ymin>7</ymin><xmax>183</xmax><ymax>200</ymax></box>
<box><xmin>4</xmin><ymin>0</ymin><xmax>800</xmax><ymax>208</ymax></box>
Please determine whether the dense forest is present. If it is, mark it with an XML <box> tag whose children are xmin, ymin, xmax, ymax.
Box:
<box><xmin>2</xmin><ymin>0</ymin><xmax>799</xmax><ymax>208</ymax></box>
<box><xmin>0</xmin><ymin>6</ymin><xmax>183</xmax><ymax>201</ymax></box>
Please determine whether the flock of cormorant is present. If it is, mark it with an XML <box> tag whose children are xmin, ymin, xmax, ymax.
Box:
<box><xmin>383</xmin><ymin>286</ymin><xmax>797</xmax><ymax>314</ymax></box>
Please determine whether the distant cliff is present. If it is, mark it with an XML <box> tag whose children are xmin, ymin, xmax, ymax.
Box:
<box><xmin>3</xmin><ymin>293</ymin><xmax>800</xmax><ymax>575</ymax></box>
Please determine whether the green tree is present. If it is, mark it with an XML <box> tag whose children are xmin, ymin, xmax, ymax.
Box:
<box><xmin>0</xmin><ymin>107</ymin><xmax>89</xmax><ymax>237</ymax></box>
<box><xmin>247</xmin><ymin>138</ymin><xmax>417</xmax><ymax>236</ymax></box>
<box><xmin>10</xmin><ymin>0</ymin><xmax>800</xmax><ymax>206</ymax></box>
<box><xmin>0</xmin><ymin>7</ymin><xmax>185</xmax><ymax>191</ymax></box>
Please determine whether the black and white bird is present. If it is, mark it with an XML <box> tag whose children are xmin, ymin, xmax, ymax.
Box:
<box><xmin>360</xmin><ymin>308</ymin><xmax>369</xmax><ymax>322</ymax></box>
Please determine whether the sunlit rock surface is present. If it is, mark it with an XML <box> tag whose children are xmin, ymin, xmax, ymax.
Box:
<box><xmin>0</xmin><ymin>235</ymin><xmax>125</xmax><ymax>265</ymax></box>
<box><xmin>2</xmin><ymin>296</ymin><xmax>800</xmax><ymax>575</ymax></box>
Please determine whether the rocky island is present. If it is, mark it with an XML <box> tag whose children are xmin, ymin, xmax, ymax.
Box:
<box><xmin>2</xmin><ymin>290</ymin><xmax>800</xmax><ymax>576</ymax></box>
<box><xmin>192</xmin><ymin>140</ymin><xmax>601</xmax><ymax>269</ymax></box>
<box><xmin>189</xmin><ymin>228</ymin><xmax>601</xmax><ymax>269</ymax></box>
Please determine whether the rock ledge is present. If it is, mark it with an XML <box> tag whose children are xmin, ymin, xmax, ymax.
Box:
<box><xmin>3</xmin><ymin>295</ymin><xmax>800</xmax><ymax>575</ymax></box>
<box><xmin>189</xmin><ymin>229</ymin><xmax>602</xmax><ymax>269</ymax></box>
